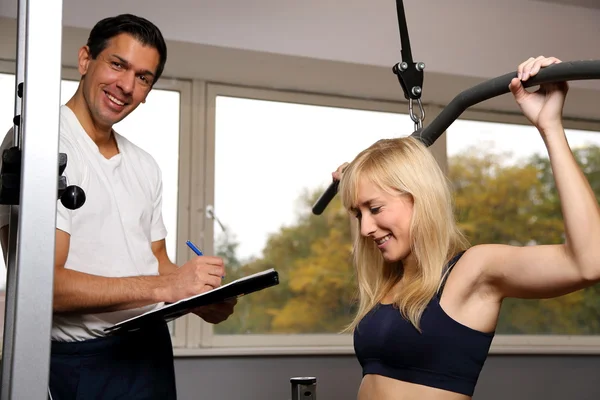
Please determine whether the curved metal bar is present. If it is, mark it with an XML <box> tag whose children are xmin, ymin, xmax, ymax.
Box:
<box><xmin>312</xmin><ymin>59</ymin><xmax>600</xmax><ymax>215</ymax></box>
<box><xmin>413</xmin><ymin>60</ymin><xmax>600</xmax><ymax>146</ymax></box>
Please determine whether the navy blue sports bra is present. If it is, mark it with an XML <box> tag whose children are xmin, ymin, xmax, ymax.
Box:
<box><xmin>353</xmin><ymin>252</ymin><xmax>494</xmax><ymax>397</ymax></box>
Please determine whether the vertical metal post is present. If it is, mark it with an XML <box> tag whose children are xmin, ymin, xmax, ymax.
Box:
<box><xmin>0</xmin><ymin>0</ymin><xmax>26</xmax><ymax>396</ymax></box>
<box><xmin>1</xmin><ymin>0</ymin><xmax>63</xmax><ymax>398</ymax></box>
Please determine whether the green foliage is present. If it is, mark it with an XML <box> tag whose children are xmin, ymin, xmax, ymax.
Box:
<box><xmin>449</xmin><ymin>144</ymin><xmax>600</xmax><ymax>334</ymax></box>
<box><xmin>214</xmin><ymin>190</ymin><xmax>357</xmax><ymax>334</ymax></box>
<box><xmin>215</xmin><ymin>143</ymin><xmax>600</xmax><ymax>335</ymax></box>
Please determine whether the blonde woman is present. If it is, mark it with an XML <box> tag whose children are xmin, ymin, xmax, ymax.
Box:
<box><xmin>333</xmin><ymin>56</ymin><xmax>599</xmax><ymax>400</ymax></box>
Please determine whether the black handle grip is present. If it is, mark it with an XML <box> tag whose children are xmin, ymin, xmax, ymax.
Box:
<box><xmin>412</xmin><ymin>60</ymin><xmax>600</xmax><ymax>146</ymax></box>
<box><xmin>312</xmin><ymin>59</ymin><xmax>600</xmax><ymax>215</ymax></box>
<box><xmin>311</xmin><ymin>180</ymin><xmax>339</xmax><ymax>215</ymax></box>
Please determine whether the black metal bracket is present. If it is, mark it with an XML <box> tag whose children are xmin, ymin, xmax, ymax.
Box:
<box><xmin>1</xmin><ymin>80</ymin><xmax>87</xmax><ymax>210</ymax></box>
<box><xmin>0</xmin><ymin>146</ymin><xmax>86</xmax><ymax>210</ymax></box>
<box><xmin>391</xmin><ymin>0</ymin><xmax>425</xmax><ymax>101</ymax></box>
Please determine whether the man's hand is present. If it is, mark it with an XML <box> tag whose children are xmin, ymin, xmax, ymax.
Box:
<box><xmin>192</xmin><ymin>298</ymin><xmax>238</xmax><ymax>324</ymax></box>
<box><xmin>161</xmin><ymin>255</ymin><xmax>226</xmax><ymax>303</ymax></box>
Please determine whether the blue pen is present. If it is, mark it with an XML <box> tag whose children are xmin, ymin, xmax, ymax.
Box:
<box><xmin>186</xmin><ymin>240</ymin><xmax>203</xmax><ymax>256</ymax></box>
<box><xmin>186</xmin><ymin>240</ymin><xmax>224</xmax><ymax>279</ymax></box>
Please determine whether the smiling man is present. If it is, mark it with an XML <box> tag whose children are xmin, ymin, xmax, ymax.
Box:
<box><xmin>0</xmin><ymin>14</ymin><xmax>235</xmax><ymax>400</ymax></box>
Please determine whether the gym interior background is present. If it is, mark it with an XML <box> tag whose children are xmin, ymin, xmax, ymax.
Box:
<box><xmin>1</xmin><ymin>0</ymin><xmax>600</xmax><ymax>399</ymax></box>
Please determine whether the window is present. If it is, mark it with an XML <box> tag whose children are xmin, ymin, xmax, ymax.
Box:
<box><xmin>201</xmin><ymin>84</ymin><xmax>419</xmax><ymax>348</ymax></box>
<box><xmin>201</xmin><ymin>86</ymin><xmax>600</xmax><ymax>354</ymax></box>
<box><xmin>447</xmin><ymin>116</ymin><xmax>600</xmax><ymax>350</ymax></box>
<box><xmin>4</xmin><ymin>66</ymin><xmax>600</xmax><ymax>355</ymax></box>
<box><xmin>0</xmin><ymin>68</ymin><xmax>190</xmax><ymax>346</ymax></box>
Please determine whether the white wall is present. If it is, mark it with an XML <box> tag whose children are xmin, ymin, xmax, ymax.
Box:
<box><xmin>1</xmin><ymin>0</ymin><xmax>599</xmax><ymax>87</ymax></box>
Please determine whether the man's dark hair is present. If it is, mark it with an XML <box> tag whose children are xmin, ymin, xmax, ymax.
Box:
<box><xmin>86</xmin><ymin>14</ymin><xmax>167</xmax><ymax>85</ymax></box>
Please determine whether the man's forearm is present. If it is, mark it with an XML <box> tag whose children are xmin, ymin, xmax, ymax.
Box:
<box><xmin>159</xmin><ymin>260</ymin><xmax>179</xmax><ymax>276</ymax></box>
<box><xmin>53</xmin><ymin>267</ymin><xmax>170</xmax><ymax>314</ymax></box>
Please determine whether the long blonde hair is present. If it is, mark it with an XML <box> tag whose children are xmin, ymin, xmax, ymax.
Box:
<box><xmin>340</xmin><ymin>136</ymin><xmax>469</xmax><ymax>332</ymax></box>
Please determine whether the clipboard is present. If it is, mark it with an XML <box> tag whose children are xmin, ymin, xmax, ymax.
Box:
<box><xmin>104</xmin><ymin>268</ymin><xmax>279</xmax><ymax>335</ymax></box>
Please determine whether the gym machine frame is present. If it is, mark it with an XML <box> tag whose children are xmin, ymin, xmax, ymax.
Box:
<box><xmin>0</xmin><ymin>0</ymin><xmax>63</xmax><ymax>398</ymax></box>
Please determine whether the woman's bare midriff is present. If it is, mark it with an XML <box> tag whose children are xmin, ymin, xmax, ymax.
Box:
<box><xmin>357</xmin><ymin>374</ymin><xmax>471</xmax><ymax>400</ymax></box>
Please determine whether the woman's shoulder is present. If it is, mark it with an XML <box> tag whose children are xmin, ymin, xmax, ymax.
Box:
<box><xmin>444</xmin><ymin>246</ymin><xmax>492</xmax><ymax>293</ymax></box>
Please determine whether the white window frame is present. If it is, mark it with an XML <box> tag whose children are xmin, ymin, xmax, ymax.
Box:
<box><xmin>0</xmin><ymin>61</ymin><xmax>193</xmax><ymax>349</ymax></box>
<box><xmin>6</xmin><ymin>57</ymin><xmax>600</xmax><ymax>356</ymax></box>
<box><xmin>181</xmin><ymin>82</ymin><xmax>443</xmax><ymax>356</ymax></box>
<box><xmin>177</xmin><ymin>82</ymin><xmax>600</xmax><ymax>357</ymax></box>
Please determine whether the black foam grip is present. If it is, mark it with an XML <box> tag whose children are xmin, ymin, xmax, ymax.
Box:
<box><xmin>313</xmin><ymin>59</ymin><xmax>600</xmax><ymax>215</ymax></box>
<box><xmin>412</xmin><ymin>59</ymin><xmax>600</xmax><ymax>147</ymax></box>
<box><xmin>311</xmin><ymin>180</ymin><xmax>339</xmax><ymax>215</ymax></box>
